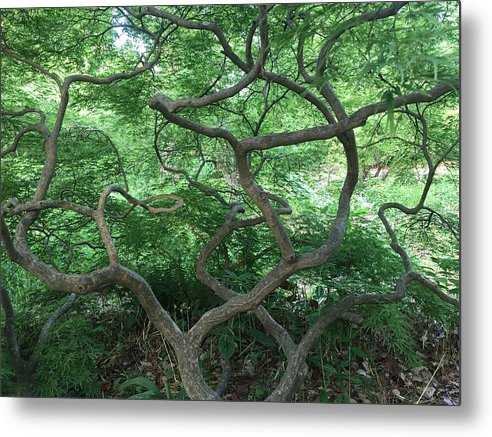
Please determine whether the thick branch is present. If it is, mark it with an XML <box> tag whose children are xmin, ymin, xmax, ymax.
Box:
<box><xmin>2</xmin><ymin>199</ymin><xmax>96</xmax><ymax>219</ymax></box>
<box><xmin>239</xmin><ymin>82</ymin><xmax>456</xmax><ymax>152</ymax></box>
<box><xmin>155</xmin><ymin>5</ymin><xmax>268</xmax><ymax>113</ymax></box>
<box><xmin>14</xmin><ymin>87</ymin><xmax>70</xmax><ymax>242</ymax></box>
<box><xmin>140</xmin><ymin>6</ymin><xmax>247</xmax><ymax>70</ymax></box>
<box><xmin>235</xmin><ymin>150</ymin><xmax>295</xmax><ymax>262</ymax></box>
<box><xmin>195</xmin><ymin>204</ymin><xmax>297</xmax><ymax>358</ymax></box>
<box><xmin>143</xmin><ymin>5</ymin><xmax>337</xmax><ymax>126</ymax></box>
<box><xmin>266</xmin><ymin>108</ymin><xmax>458</xmax><ymax>401</ymax></box>
<box><xmin>149</xmin><ymin>95</ymin><xmax>239</xmax><ymax>148</ymax></box>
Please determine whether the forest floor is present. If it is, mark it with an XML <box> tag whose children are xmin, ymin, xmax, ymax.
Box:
<box><xmin>223</xmin><ymin>322</ymin><xmax>460</xmax><ymax>405</ymax></box>
<box><xmin>97</xmin><ymin>317</ymin><xmax>460</xmax><ymax>405</ymax></box>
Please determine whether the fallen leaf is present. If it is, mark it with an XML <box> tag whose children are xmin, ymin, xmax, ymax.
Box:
<box><xmin>442</xmin><ymin>394</ymin><xmax>454</xmax><ymax>406</ymax></box>
<box><xmin>424</xmin><ymin>386</ymin><xmax>436</xmax><ymax>399</ymax></box>
<box><xmin>392</xmin><ymin>388</ymin><xmax>406</xmax><ymax>400</ymax></box>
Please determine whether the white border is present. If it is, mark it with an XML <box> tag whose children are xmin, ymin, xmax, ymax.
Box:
<box><xmin>2</xmin><ymin>0</ymin><xmax>492</xmax><ymax>436</ymax></box>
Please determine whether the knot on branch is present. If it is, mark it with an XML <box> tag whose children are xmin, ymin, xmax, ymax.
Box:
<box><xmin>149</xmin><ymin>94</ymin><xmax>176</xmax><ymax>113</ymax></box>
<box><xmin>99</xmin><ymin>185</ymin><xmax>184</xmax><ymax>218</ymax></box>
<box><xmin>225</xmin><ymin>203</ymin><xmax>245</xmax><ymax>224</ymax></box>
<box><xmin>3</xmin><ymin>198</ymin><xmax>20</xmax><ymax>214</ymax></box>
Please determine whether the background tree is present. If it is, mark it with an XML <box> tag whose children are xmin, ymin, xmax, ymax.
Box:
<box><xmin>0</xmin><ymin>2</ymin><xmax>459</xmax><ymax>402</ymax></box>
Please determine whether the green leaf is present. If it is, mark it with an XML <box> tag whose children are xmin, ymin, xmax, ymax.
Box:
<box><xmin>218</xmin><ymin>334</ymin><xmax>237</xmax><ymax>360</ymax></box>
<box><xmin>164</xmin><ymin>382</ymin><xmax>172</xmax><ymax>400</ymax></box>
<box><xmin>350</xmin><ymin>346</ymin><xmax>367</xmax><ymax>359</ymax></box>
<box><xmin>251</xmin><ymin>329</ymin><xmax>276</xmax><ymax>348</ymax></box>
<box><xmin>128</xmin><ymin>391</ymin><xmax>161</xmax><ymax>400</ymax></box>
<box><xmin>383</xmin><ymin>90</ymin><xmax>396</xmax><ymax>135</ymax></box>
<box><xmin>118</xmin><ymin>376</ymin><xmax>163</xmax><ymax>399</ymax></box>
<box><xmin>323</xmin><ymin>363</ymin><xmax>337</xmax><ymax>376</ymax></box>
<box><xmin>318</xmin><ymin>389</ymin><xmax>329</xmax><ymax>403</ymax></box>
<box><xmin>223</xmin><ymin>269</ymin><xmax>238</xmax><ymax>278</ymax></box>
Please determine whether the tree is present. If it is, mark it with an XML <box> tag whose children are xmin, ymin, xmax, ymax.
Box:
<box><xmin>0</xmin><ymin>2</ymin><xmax>459</xmax><ymax>401</ymax></box>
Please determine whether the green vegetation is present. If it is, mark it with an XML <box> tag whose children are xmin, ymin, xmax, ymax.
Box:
<box><xmin>0</xmin><ymin>2</ymin><xmax>459</xmax><ymax>403</ymax></box>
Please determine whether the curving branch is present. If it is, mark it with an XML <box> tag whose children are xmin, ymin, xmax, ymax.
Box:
<box><xmin>135</xmin><ymin>6</ymin><xmax>247</xmax><ymax>71</ymax></box>
<box><xmin>63</xmin><ymin>24</ymin><xmax>165</xmax><ymax>88</ymax></box>
<box><xmin>266</xmin><ymin>121</ymin><xmax>459</xmax><ymax>400</ymax></box>
<box><xmin>152</xmin><ymin>5</ymin><xmax>268</xmax><ymax>114</ymax></box>
<box><xmin>142</xmin><ymin>5</ymin><xmax>458</xmax><ymax>401</ymax></box>
<box><xmin>315</xmin><ymin>2</ymin><xmax>408</xmax><ymax>77</ymax></box>
<box><xmin>376</xmin><ymin>110</ymin><xmax>459</xmax><ymax>300</ymax></box>
<box><xmin>194</xmin><ymin>203</ymin><xmax>302</xmax><ymax>393</ymax></box>
<box><xmin>152</xmin><ymin>118</ymin><xmax>233</xmax><ymax>208</ymax></box>
<box><xmin>0</xmin><ymin>125</ymin><xmax>51</xmax><ymax>158</ymax></box>
<box><xmin>150</xmin><ymin>95</ymin><xmax>239</xmax><ymax>148</ymax></box>
<box><xmin>0</xmin><ymin>46</ymin><xmax>63</xmax><ymax>89</ymax></box>
<box><xmin>1</xmin><ymin>199</ymin><xmax>97</xmax><ymax>219</ymax></box>
<box><xmin>0</xmin><ymin>108</ymin><xmax>47</xmax><ymax>124</ymax></box>
<box><xmin>239</xmin><ymin>82</ymin><xmax>457</xmax><ymax>152</ymax></box>
<box><xmin>142</xmin><ymin>4</ymin><xmax>338</xmax><ymax>126</ymax></box>
<box><xmin>1</xmin><ymin>108</ymin><xmax>51</xmax><ymax>158</ymax></box>
<box><xmin>1</xmin><ymin>19</ymin><xmax>191</xmax><ymax>357</ymax></box>
<box><xmin>98</xmin><ymin>184</ymin><xmax>183</xmax><ymax>217</ymax></box>
<box><xmin>235</xmin><ymin>150</ymin><xmax>296</xmax><ymax>262</ymax></box>
<box><xmin>95</xmin><ymin>184</ymin><xmax>183</xmax><ymax>263</ymax></box>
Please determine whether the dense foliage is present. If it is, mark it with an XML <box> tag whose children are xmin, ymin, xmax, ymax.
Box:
<box><xmin>0</xmin><ymin>2</ymin><xmax>459</xmax><ymax>403</ymax></box>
